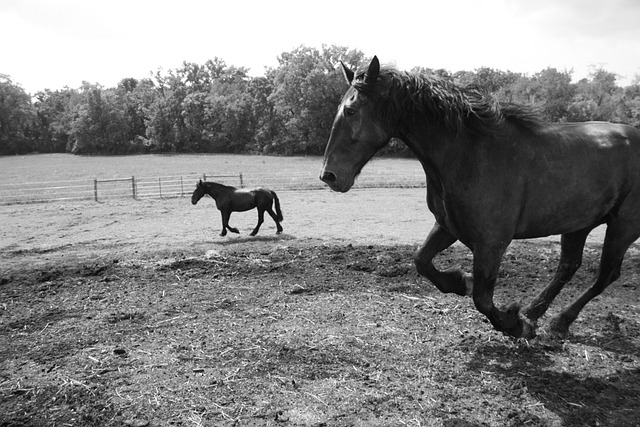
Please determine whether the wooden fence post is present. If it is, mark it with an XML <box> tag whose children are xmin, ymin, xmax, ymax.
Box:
<box><xmin>94</xmin><ymin>179</ymin><xmax>98</xmax><ymax>202</ymax></box>
<box><xmin>239</xmin><ymin>173</ymin><xmax>244</xmax><ymax>188</ymax></box>
<box><xmin>131</xmin><ymin>176</ymin><xmax>136</xmax><ymax>199</ymax></box>
<box><xmin>158</xmin><ymin>178</ymin><xmax>162</xmax><ymax>198</ymax></box>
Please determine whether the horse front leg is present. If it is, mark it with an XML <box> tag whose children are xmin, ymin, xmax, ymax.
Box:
<box><xmin>219</xmin><ymin>210</ymin><xmax>228</xmax><ymax>236</ymax></box>
<box><xmin>472</xmin><ymin>243</ymin><xmax>536</xmax><ymax>339</ymax></box>
<box><xmin>414</xmin><ymin>222</ymin><xmax>472</xmax><ymax>296</ymax></box>
<box><xmin>220</xmin><ymin>210</ymin><xmax>239</xmax><ymax>236</ymax></box>
<box><xmin>250</xmin><ymin>209</ymin><xmax>265</xmax><ymax>236</ymax></box>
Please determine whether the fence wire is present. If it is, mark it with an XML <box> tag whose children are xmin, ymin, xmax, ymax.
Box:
<box><xmin>0</xmin><ymin>170</ymin><xmax>425</xmax><ymax>205</ymax></box>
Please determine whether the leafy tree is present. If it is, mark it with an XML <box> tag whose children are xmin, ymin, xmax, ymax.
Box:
<box><xmin>141</xmin><ymin>59</ymin><xmax>254</xmax><ymax>153</ymax></box>
<box><xmin>32</xmin><ymin>88</ymin><xmax>81</xmax><ymax>153</ymax></box>
<box><xmin>114</xmin><ymin>78</ymin><xmax>148</xmax><ymax>151</ymax></box>
<box><xmin>453</xmin><ymin>67</ymin><xmax>520</xmax><ymax>94</ymax></box>
<box><xmin>3</xmin><ymin>46</ymin><xmax>639</xmax><ymax>158</ymax></box>
<box><xmin>69</xmin><ymin>83</ymin><xmax>130</xmax><ymax>154</ymax></box>
<box><xmin>247</xmin><ymin>73</ymin><xmax>283</xmax><ymax>154</ymax></box>
<box><xmin>527</xmin><ymin>68</ymin><xmax>574</xmax><ymax>122</ymax></box>
<box><xmin>411</xmin><ymin>67</ymin><xmax>452</xmax><ymax>80</ymax></box>
<box><xmin>177</xmin><ymin>62</ymin><xmax>253</xmax><ymax>153</ymax></box>
<box><xmin>568</xmin><ymin>68</ymin><xmax>623</xmax><ymax>122</ymax></box>
<box><xmin>0</xmin><ymin>75</ymin><xmax>35</xmax><ymax>154</ymax></box>
<box><xmin>622</xmin><ymin>79</ymin><xmax>640</xmax><ymax>127</ymax></box>
<box><xmin>202</xmin><ymin>91</ymin><xmax>254</xmax><ymax>153</ymax></box>
<box><xmin>588</xmin><ymin>67</ymin><xmax>619</xmax><ymax>105</ymax></box>
<box><xmin>206</xmin><ymin>67</ymin><xmax>257</xmax><ymax>153</ymax></box>
<box><xmin>269</xmin><ymin>45</ymin><xmax>366</xmax><ymax>154</ymax></box>
<box><xmin>143</xmin><ymin>70</ymin><xmax>185</xmax><ymax>152</ymax></box>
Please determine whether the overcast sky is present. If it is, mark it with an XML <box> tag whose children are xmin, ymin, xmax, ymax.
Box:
<box><xmin>2</xmin><ymin>0</ymin><xmax>639</xmax><ymax>94</ymax></box>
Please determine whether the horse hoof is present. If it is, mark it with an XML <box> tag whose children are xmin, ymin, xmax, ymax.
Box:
<box><xmin>250</xmin><ymin>232</ymin><xmax>257</xmax><ymax>236</ymax></box>
<box><xmin>502</xmin><ymin>303</ymin><xmax>536</xmax><ymax>339</ymax></box>
<box><xmin>548</xmin><ymin>315</ymin><xmax>570</xmax><ymax>339</ymax></box>
<box><xmin>519</xmin><ymin>317</ymin><xmax>537</xmax><ymax>339</ymax></box>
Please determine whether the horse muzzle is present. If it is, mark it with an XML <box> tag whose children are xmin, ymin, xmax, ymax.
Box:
<box><xmin>319</xmin><ymin>169</ymin><xmax>353</xmax><ymax>193</ymax></box>
<box><xmin>320</xmin><ymin>170</ymin><xmax>337</xmax><ymax>184</ymax></box>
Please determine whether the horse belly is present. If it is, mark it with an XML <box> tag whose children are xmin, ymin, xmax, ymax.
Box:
<box><xmin>514</xmin><ymin>184</ymin><xmax>619</xmax><ymax>239</ymax></box>
<box><xmin>514</xmin><ymin>211</ymin><xmax>606</xmax><ymax>239</ymax></box>
<box><xmin>232</xmin><ymin>201</ymin><xmax>257</xmax><ymax>212</ymax></box>
<box><xmin>231</xmin><ymin>192</ymin><xmax>258</xmax><ymax>211</ymax></box>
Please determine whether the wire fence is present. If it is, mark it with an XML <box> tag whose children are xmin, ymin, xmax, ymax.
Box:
<box><xmin>0</xmin><ymin>169</ymin><xmax>426</xmax><ymax>205</ymax></box>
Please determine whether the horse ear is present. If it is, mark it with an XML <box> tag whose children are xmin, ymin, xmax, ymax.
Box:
<box><xmin>340</xmin><ymin>61</ymin><xmax>354</xmax><ymax>84</ymax></box>
<box><xmin>364</xmin><ymin>56</ymin><xmax>380</xmax><ymax>85</ymax></box>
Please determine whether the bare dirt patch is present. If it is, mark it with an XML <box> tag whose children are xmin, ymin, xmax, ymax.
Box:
<box><xmin>1</xmin><ymin>189</ymin><xmax>639</xmax><ymax>426</ymax></box>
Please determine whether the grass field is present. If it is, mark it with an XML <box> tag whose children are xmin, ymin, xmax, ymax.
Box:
<box><xmin>0</xmin><ymin>153</ymin><xmax>424</xmax><ymax>183</ymax></box>
<box><xmin>0</xmin><ymin>153</ymin><xmax>427</xmax><ymax>204</ymax></box>
<box><xmin>0</xmin><ymin>153</ymin><xmax>319</xmax><ymax>181</ymax></box>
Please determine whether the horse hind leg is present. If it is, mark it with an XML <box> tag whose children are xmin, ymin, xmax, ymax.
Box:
<box><xmin>266</xmin><ymin>207</ymin><xmax>283</xmax><ymax>234</ymax></box>
<box><xmin>522</xmin><ymin>227</ymin><xmax>592</xmax><ymax>323</ymax></box>
<box><xmin>250</xmin><ymin>209</ymin><xmax>265</xmax><ymax>236</ymax></box>
<box><xmin>549</xmin><ymin>221</ymin><xmax>640</xmax><ymax>337</ymax></box>
<box><xmin>414</xmin><ymin>223</ymin><xmax>472</xmax><ymax>296</ymax></box>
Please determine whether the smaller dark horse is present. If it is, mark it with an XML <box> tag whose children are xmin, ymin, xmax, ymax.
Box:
<box><xmin>191</xmin><ymin>180</ymin><xmax>283</xmax><ymax>236</ymax></box>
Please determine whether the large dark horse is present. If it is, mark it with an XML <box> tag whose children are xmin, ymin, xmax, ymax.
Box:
<box><xmin>320</xmin><ymin>56</ymin><xmax>640</xmax><ymax>339</ymax></box>
<box><xmin>191</xmin><ymin>180</ymin><xmax>283</xmax><ymax>236</ymax></box>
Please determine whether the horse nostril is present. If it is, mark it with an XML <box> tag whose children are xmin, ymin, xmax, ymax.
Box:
<box><xmin>321</xmin><ymin>171</ymin><xmax>337</xmax><ymax>183</ymax></box>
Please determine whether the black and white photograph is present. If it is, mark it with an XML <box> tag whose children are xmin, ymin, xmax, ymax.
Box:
<box><xmin>1</xmin><ymin>1</ymin><xmax>639</xmax><ymax>426</ymax></box>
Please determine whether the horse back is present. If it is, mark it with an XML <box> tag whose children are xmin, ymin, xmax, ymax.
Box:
<box><xmin>545</xmin><ymin>122</ymin><xmax>640</xmax><ymax>181</ymax></box>
<box><xmin>250</xmin><ymin>187</ymin><xmax>275</xmax><ymax>207</ymax></box>
<box><xmin>433</xmin><ymin>121</ymin><xmax>640</xmax><ymax>241</ymax></box>
<box><xmin>514</xmin><ymin>121</ymin><xmax>640</xmax><ymax>237</ymax></box>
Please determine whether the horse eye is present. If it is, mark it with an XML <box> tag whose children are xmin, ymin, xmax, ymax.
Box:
<box><xmin>344</xmin><ymin>106</ymin><xmax>357</xmax><ymax>116</ymax></box>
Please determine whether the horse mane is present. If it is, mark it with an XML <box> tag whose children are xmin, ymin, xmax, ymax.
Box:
<box><xmin>352</xmin><ymin>67</ymin><xmax>546</xmax><ymax>138</ymax></box>
<box><xmin>500</xmin><ymin>103</ymin><xmax>548</xmax><ymax>132</ymax></box>
<box><xmin>200</xmin><ymin>181</ymin><xmax>237</xmax><ymax>191</ymax></box>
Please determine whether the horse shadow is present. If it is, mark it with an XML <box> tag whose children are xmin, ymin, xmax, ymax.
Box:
<box><xmin>213</xmin><ymin>233</ymin><xmax>295</xmax><ymax>246</ymax></box>
<box><xmin>466</xmin><ymin>331</ymin><xmax>640</xmax><ymax>427</ymax></box>
<box><xmin>442</xmin><ymin>419</ymin><xmax>485</xmax><ymax>427</ymax></box>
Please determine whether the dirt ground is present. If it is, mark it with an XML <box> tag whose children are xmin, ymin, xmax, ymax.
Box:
<box><xmin>1</xmin><ymin>189</ymin><xmax>436</xmax><ymax>270</ymax></box>
<box><xmin>1</xmin><ymin>188</ymin><xmax>639</xmax><ymax>426</ymax></box>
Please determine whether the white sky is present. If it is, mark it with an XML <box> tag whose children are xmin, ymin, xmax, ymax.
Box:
<box><xmin>1</xmin><ymin>0</ymin><xmax>640</xmax><ymax>94</ymax></box>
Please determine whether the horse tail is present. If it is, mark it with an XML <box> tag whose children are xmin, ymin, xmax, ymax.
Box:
<box><xmin>271</xmin><ymin>191</ymin><xmax>284</xmax><ymax>222</ymax></box>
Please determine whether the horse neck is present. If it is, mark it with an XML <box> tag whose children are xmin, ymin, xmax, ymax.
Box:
<box><xmin>388</xmin><ymin>72</ymin><xmax>492</xmax><ymax>172</ymax></box>
<box><xmin>204</xmin><ymin>183</ymin><xmax>223</xmax><ymax>199</ymax></box>
<box><xmin>399</xmin><ymin>121</ymin><xmax>461</xmax><ymax>174</ymax></box>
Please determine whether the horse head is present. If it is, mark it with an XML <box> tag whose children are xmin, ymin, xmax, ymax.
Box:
<box><xmin>320</xmin><ymin>56</ymin><xmax>392</xmax><ymax>192</ymax></box>
<box><xmin>191</xmin><ymin>180</ymin><xmax>206</xmax><ymax>205</ymax></box>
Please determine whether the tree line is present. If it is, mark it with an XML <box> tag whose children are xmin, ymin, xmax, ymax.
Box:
<box><xmin>2</xmin><ymin>45</ymin><xmax>640</xmax><ymax>157</ymax></box>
